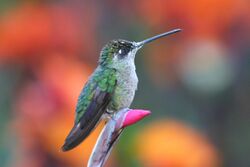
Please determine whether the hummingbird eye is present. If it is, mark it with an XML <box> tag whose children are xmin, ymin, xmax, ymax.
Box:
<box><xmin>117</xmin><ymin>47</ymin><xmax>130</xmax><ymax>59</ymax></box>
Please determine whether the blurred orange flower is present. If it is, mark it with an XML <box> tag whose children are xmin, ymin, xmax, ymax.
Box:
<box><xmin>11</xmin><ymin>55</ymin><xmax>105</xmax><ymax>166</ymax></box>
<box><xmin>135</xmin><ymin>120</ymin><xmax>220</xmax><ymax>167</ymax></box>
<box><xmin>136</xmin><ymin>0</ymin><xmax>249</xmax><ymax>37</ymax></box>
<box><xmin>0</xmin><ymin>3</ymin><xmax>97</xmax><ymax>63</ymax></box>
<box><xmin>35</xmin><ymin>54</ymin><xmax>93</xmax><ymax>107</ymax></box>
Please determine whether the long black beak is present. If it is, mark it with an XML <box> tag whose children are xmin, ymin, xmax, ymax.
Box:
<box><xmin>135</xmin><ymin>28</ymin><xmax>181</xmax><ymax>48</ymax></box>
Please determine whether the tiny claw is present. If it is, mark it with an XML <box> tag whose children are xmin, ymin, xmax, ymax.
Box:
<box><xmin>122</xmin><ymin>109</ymin><xmax>151</xmax><ymax>128</ymax></box>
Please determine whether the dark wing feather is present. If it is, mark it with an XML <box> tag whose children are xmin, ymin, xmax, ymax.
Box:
<box><xmin>62</xmin><ymin>68</ymin><xmax>117</xmax><ymax>152</ymax></box>
<box><xmin>62</xmin><ymin>87</ymin><xmax>111</xmax><ymax>151</ymax></box>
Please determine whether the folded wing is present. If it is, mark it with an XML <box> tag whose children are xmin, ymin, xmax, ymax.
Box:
<box><xmin>62</xmin><ymin>68</ymin><xmax>117</xmax><ymax>151</ymax></box>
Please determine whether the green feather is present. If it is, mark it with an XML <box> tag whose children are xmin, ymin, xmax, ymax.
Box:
<box><xmin>99</xmin><ymin>41</ymin><xmax>120</xmax><ymax>66</ymax></box>
<box><xmin>75</xmin><ymin>68</ymin><xmax>117</xmax><ymax>123</ymax></box>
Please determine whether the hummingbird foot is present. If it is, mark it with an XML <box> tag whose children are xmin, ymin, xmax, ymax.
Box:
<box><xmin>106</xmin><ymin>113</ymin><xmax>115</xmax><ymax>121</ymax></box>
<box><xmin>104</xmin><ymin>111</ymin><xmax>116</xmax><ymax>122</ymax></box>
<box><xmin>105</xmin><ymin>109</ymin><xmax>113</xmax><ymax>115</ymax></box>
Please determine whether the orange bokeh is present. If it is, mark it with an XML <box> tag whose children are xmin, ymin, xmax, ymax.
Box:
<box><xmin>0</xmin><ymin>3</ymin><xmax>97</xmax><ymax>63</ymax></box>
<box><xmin>135</xmin><ymin>120</ymin><xmax>220</xmax><ymax>167</ymax></box>
<box><xmin>11</xmin><ymin>54</ymin><xmax>101</xmax><ymax>166</ymax></box>
<box><xmin>136</xmin><ymin>0</ymin><xmax>249</xmax><ymax>37</ymax></box>
<box><xmin>0</xmin><ymin>1</ymin><xmax>249</xmax><ymax>166</ymax></box>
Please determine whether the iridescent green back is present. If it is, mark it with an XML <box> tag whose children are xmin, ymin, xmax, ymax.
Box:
<box><xmin>75</xmin><ymin>68</ymin><xmax>117</xmax><ymax>123</ymax></box>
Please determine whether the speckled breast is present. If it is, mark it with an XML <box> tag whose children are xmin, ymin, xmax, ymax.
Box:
<box><xmin>109</xmin><ymin>68</ymin><xmax>138</xmax><ymax>111</ymax></box>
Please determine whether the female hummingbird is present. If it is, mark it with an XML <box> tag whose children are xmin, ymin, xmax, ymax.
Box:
<box><xmin>62</xmin><ymin>29</ymin><xmax>181</xmax><ymax>151</ymax></box>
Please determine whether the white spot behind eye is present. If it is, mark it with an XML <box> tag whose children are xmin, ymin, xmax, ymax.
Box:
<box><xmin>118</xmin><ymin>49</ymin><xmax>122</xmax><ymax>54</ymax></box>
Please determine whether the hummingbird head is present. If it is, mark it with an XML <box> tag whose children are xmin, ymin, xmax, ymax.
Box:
<box><xmin>99</xmin><ymin>39</ymin><xmax>136</xmax><ymax>68</ymax></box>
<box><xmin>99</xmin><ymin>28</ymin><xmax>181</xmax><ymax>69</ymax></box>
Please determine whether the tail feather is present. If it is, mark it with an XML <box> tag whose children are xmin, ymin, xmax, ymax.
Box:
<box><xmin>61</xmin><ymin>115</ymin><xmax>103</xmax><ymax>152</ymax></box>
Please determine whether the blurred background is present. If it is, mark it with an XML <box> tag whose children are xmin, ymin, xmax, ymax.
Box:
<box><xmin>0</xmin><ymin>0</ymin><xmax>249</xmax><ymax>167</ymax></box>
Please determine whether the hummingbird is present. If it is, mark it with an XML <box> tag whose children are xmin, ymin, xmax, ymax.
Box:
<box><xmin>62</xmin><ymin>28</ymin><xmax>181</xmax><ymax>151</ymax></box>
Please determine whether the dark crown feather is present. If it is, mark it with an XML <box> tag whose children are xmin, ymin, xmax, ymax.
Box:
<box><xmin>99</xmin><ymin>39</ymin><xmax>134</xmax><ymax>66</ymax></box>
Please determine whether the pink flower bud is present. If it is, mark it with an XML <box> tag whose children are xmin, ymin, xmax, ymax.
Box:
<box><xmin>122</xmin><ymin>109</ymin><xmax>151</xmax><ymax>128</ymax></box>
